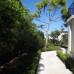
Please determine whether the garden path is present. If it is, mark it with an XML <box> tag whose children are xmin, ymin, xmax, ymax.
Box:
<box><xmin>37</xmin><ymin>51</ymin><xmax>72</xmax><ymax>74</ymax></box>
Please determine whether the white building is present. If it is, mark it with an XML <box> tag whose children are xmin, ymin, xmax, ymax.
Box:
<box><xmin>58</xmin><ymin>31</ymin><xmax>68</xmax><ymax>41</ymax></box>
<box><xmin>67</xmin><ymin>15</ymin><xmax>74</xmax><ymax>56</ymax></box>
<box><xmin>67</xmin><ymin>1</ymin><xmax>74</xmax><ymax>56</ymax></box>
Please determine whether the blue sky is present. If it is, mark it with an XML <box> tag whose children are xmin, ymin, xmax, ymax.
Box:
<box><xmin>21</xmin><ymin>0</ymin><xmax>73</xmax><ymax>34</ymax></box>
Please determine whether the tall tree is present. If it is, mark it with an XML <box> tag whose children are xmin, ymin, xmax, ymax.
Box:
<box><xmin>33</xmin><ymin>0</ymin><xmax>66</xmax><ymax>46</ymax></box>
<box><xmin>50</xmin><ymin>30</ymin><xmax>60</xmax><ymax>38</ymax></box>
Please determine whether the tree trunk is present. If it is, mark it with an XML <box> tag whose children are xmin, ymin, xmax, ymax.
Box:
<box><xmin>45</xmin><ymin>31</ymin><xmax>48</xmax><ymax>47</ymax></box>
<box><xmin>45</xmin><ymin>24</ymin><xmax>50</xmax><ymax>47</ymax></box>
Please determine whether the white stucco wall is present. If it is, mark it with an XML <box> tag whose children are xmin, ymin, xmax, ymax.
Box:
<box><xmin>67</xmin><ymin>15</ymin><xmax>74</xmax><ymax>55</ymax></box>
<box><xmin>68</xmin><ymin>24</ymin><xmax>71</xmax><ymax>52</ymax></box>
<box><xmin>71</xmin><ymin>21</ymin><xmax>74</xmax><ymax>53</ymax></box>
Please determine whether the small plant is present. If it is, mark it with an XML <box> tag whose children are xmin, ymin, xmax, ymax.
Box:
<box><xmin>57</xmin><ymin>50</ymin><xmax>68</xmax><ymax>62</ymax></box>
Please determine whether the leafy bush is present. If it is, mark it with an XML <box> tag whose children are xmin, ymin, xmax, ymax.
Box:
<box><xmin>0</xmin><ymin>0</ymin><xmax>44</xmax><ymax>74</ymax></box>
<box><xmin>0</xmin><ymin>0</ymin><xmax>45</xmax><ymax>66</ymax></box>
<box><xmin>57</xmin><ymin>50</ymin><xmax>68</xmax><ymax>62</ymax></box>
<box><xmin>65</xmin><ymin>57</ymin><xmax>74</xmax><ymax>72</ymax></box>
<box><xmin>24</xmin><ymin>49</ymin><xmax>41</xmax><ymax>74</ymax></box>
<box><xmin>0</xmin><ymin>49</ymin><xmax>41</xmax><ymax>74</ymax></box>
<box><xmin>0</xmin><ymin>53</ymin><xmax>34</xmax><ymax>74</ymax></box>
<box><xmin>57</xmin><ymin>51</ymin><xmax>74</xmax><ymax>73</ymax></box>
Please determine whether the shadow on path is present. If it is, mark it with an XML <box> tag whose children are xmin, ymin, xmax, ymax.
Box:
<box><xmin>37</xmin><ymin>63</ymin><xmax>45</xmax><ymax>72</ymax></box>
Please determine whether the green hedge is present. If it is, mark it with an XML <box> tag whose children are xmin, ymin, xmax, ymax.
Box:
<box><xmin>24</xmin><ymin>49</ymin><xmax>41</xmax><ymax>74</ymax></box>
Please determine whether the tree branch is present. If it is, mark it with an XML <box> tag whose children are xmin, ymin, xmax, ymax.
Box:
<box><xmin>50</xmin><ymin>6</ymin><xmax>61</xmax><ymax>20</ymax></box>
<box><xmin>36</xmin><ymin>19</ymin><xmax>49</xmax><ymax>25</ymax></box>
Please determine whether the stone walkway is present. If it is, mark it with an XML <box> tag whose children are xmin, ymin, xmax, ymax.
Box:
<box><xmin>37</xmin><ymin>51</ymin><xmax>72</xmax><ymax>74</ymax></box>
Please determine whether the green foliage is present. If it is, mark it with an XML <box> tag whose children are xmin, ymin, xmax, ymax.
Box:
<box><xmin>0</xmin><ymin>49</ymin><xmax>41</xmax><ymax>74</ymax></box>
<box><xmin>57</xmin><ymin>50</ymin><xmax>68</xmax><ymax>62</ymax></box>
<box><xmin>0</xmin><ymin>0</ymin><xmax>45</xmax><ymax>74</ymax></box>
<box><xmin>51</xmin><ymin>0</ymin><xmax>68</xmax><ymax>21</ymax></box>
<box><xmin>57</xmin><ymin>51</ymin><xmax>74</xmax><ymax>73</ymax></box>
<box><xmin>42</xmin><ymin>0</ymin><xmax>49</xmax><ymax>6</ymax></box>
<box><xmin>0</xmin><ymin>0</ymin><xmax>45</xmax><ymax>67</ymax></box>
<box><xmin>49</xmin><ymin>30</ymin><xmax>60</xmax><ymax>45</ymax></box>
<box><xmin>36</xmin><ymin>2</ymin><xmax>43</xmax><ymax>10</ymax></box>
<box><xmin>36</xmin><ymin>30</ymin><xmax>44</xmax><ymax>39</ymax></box>
<box><xmin>65</xmin><ymin>57</ymin><xmax>74</xmax><ymax>72</ymax></box>
<box><xmin>32</xmin><ymin>10</ymin><xmax>40</xmax><ymax>17</ymax></box>
<box><xmin>61</xmin><ymin>6</ymin><xmax>69</xmax><ymax>21</ymax></box>
<box><xmin>0</xmin><ymin>0</ymin><xmax>23</xmax><ymax>58</ymax></box>
<box><xmin>24</xmin><ymin>49</ymin><xmax>41</xmax><ymax>74</ymax></box>
<box><xmin>36</xmin><ymin>0</ymin><xmax>49</xmax><ymax>10</ymax></box>
<box><xmin>51</xmin><ymin>0</ymin><xmax>66</xmax><ymax>7</ymax></box>
<box><xmin>50</xmin><ymin>30</ymin><xmax>60</xmax><ymax>38</ymax></box>
<box><xmin>35</xmin><ymin>0</ymin><xmax>67</xmax><ymax>17</ymax></box>
<box><xmin>43</xmin><ymin>43</ymin><xmax>61</xmax><ymax>51</ymax></box>
<box><xmin>36</xmin><ymin>31</ymin><xmax>45</xmax><ymax>49</ymax></box>
<box><xmin>51</xmin><ymin>0</ymin><xmax>59</xmax><ymax>7</ymax></box>
<box><xmin>60</xmin><ymin>0</ymin><xmax>66</xmax><ymax>5</ymax></box>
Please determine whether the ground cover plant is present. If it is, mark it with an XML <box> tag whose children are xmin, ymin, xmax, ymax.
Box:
<box><xmin>57</xmin><ymin>50</ymin><xmax>74</xmax><ymax>74</ymax></box>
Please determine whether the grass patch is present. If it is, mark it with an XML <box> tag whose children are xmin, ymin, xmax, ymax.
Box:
<box><xmin>43</xmin><ymin>44</ymin><xmax>61</xmax><ymax>51</ymax></box>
